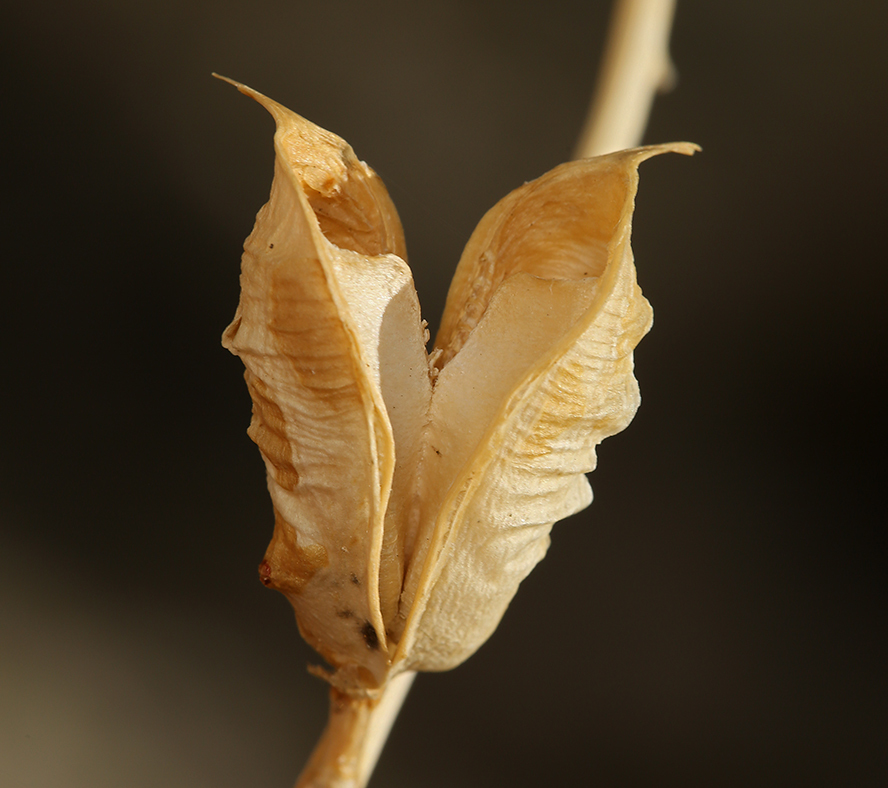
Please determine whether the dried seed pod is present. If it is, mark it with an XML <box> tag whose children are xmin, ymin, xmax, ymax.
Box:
<box><xmin>393</xmin><ymin>145</ymin><xmax>698</xmax><ymax>671</ymax></box>
<box><xmin>219</xmin><ymin>78</ymin><xmax>431</xmax><ymax>692</ymax></box>
<box><xmin>219</xmin><ymin>76</ymin><xmax>697</xmax><ymax>692</ymax></box>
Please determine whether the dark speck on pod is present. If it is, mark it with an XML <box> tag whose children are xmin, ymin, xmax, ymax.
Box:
<box><xmin>361</xmin><ymin>621</ymin><xmax>379</xmax><ymax>650</ymax></box>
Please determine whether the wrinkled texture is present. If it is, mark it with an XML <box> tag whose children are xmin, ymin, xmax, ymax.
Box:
<box><xmin>219</xmin><ymin>77</ymin><xmax>698</xmax><ymax>693</ymax></box>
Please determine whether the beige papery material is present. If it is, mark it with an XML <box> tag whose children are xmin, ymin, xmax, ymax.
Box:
<box><xmin>218</xmin><ymin>74</ymin><xmax>696</xmax><ymax>787</ymax></box>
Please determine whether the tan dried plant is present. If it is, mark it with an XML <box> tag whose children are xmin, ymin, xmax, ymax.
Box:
<box><xmin>218</xmin><ymin>1</ymin><xmax>696</xmax><ymax>785</ymax></box>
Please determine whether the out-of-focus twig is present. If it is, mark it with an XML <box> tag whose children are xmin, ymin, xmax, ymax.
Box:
<box><xmin>574</xmin><ymin>0</ymin><xmax>678</xmax><ymax>158</ymax></box>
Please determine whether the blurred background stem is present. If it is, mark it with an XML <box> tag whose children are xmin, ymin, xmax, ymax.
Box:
<box><xmin>574</xmin><ymin>0</ymin><xmax>677</xmax><ymax>157</ymax></box>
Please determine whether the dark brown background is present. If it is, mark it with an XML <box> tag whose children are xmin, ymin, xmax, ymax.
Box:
<box><xmin>2</xmin><ymin>1</ymin><xmax>885</xmax><ymax>786</ymax></box>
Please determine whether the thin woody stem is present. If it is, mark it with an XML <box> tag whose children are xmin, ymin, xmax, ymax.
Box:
<box><xmin>574</xmin><ymin>0</ymin><xmax>678</xmax><ymax>158</ymax></box>
<box><xmin>295</xmin><ymin>672</ymin><xmax>416</xmax><ymax>788</ymax></box>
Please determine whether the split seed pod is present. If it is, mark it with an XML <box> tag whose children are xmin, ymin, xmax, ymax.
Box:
<box><xmin>220</xmin><ymin>77</ymin><xmax>698</xmax><ymax>695</ymax></box>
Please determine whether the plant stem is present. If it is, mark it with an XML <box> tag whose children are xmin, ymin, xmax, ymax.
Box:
<box><xmin>574</xmin><ymin>0</ymin><xmax>678</xmax><ymax>158</ymax></box>
<box><xmin>295</xmin><ymin>672</ymin><xmax>416</xmax><ymax>788</ymax></box>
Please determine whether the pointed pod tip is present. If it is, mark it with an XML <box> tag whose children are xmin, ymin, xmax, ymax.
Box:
<box><xmin>668</xmin><ymin>141</ymin><xmax>702</xmax><ymax>156</ymax></box>
<box><xmin>577</xmin><ymin>141</ymin><xmax>701</xmax><ymax>170</ymax></box>
<box><xmin>624</xmin><ymin>141</ymin><xmax>701</xmax><ymax>166</ymax></box>
<box><xmin>211</xmin><ymin>73</ymin><xmax>300</xmax><ymax>127</ymax></box>
<box><xmin>211</xmin><ymin>72</ymin><xmax>255</xmax><ymax>97</ymax></box>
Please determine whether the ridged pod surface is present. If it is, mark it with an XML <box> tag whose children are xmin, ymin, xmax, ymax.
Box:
<box><xmin>219</xmin><ymin>76</ymin><xmax>698</xmax><ymax>694</ymax></box>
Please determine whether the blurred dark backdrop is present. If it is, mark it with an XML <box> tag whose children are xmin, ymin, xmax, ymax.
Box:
<box><xmin>2</xmin><ymin>1</ymin><xmax>885</xmax><ymax>786</ymax></box>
